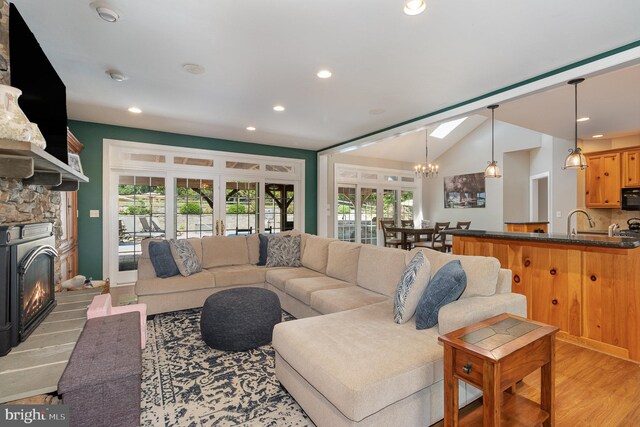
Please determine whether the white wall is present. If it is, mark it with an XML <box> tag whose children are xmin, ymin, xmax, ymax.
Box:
<box><xmin>423</xmin><ymin>120</ymin><xmax>577</xmax><ymax>232</ymax></box>
<box><xmin>503</xmin><ymin>151</ymin><xmax>531</xmax><ymax>223</ymax></box>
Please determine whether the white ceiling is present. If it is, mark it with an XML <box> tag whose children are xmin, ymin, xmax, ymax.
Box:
<box><xmin>11</xmin><ymin>0</ymin><xmax>640</xmax><ymax>151</ymax></box>
<box><xmin>351</xmin><ymin>115</ymin><xmax>486</xmax><ymax>163</ymax></box>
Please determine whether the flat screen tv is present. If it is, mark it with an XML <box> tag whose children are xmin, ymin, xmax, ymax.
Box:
<box><xmin>9</xmin><ymin>4</ymin><xmax>68</xmax><ymax>164</ymax></box>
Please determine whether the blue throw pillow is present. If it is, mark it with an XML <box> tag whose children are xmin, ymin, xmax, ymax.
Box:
<box><xmin>258</xmin><ymin>234</ymin><xmax>270</xmax><ymax>266</ymax></box>
<box><xmin>149</xmin><ymin>240</ymin><xmax>180</xmax><ymax>278</ymax></box>
<box><xmin>415</xmin><ymin>260</ymin><xmax>466</xmax><ymax>330</ymax></box>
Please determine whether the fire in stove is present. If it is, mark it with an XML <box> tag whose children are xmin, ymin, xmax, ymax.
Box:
<box><xmin>24</xmin><ymin>281</ymin><xmax>47</xmax><ymax>320</ymax></box>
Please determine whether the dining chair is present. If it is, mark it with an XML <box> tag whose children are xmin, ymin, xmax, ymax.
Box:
<box><xmin>414</xmin><ymin>222</ymin><xmax>450</xmax><ymax>252</ymax></box>
<box><xmin>380</xmin><ymin>219</ymin><xmax>402</xmax><ymax>248</ymax></box>
<box><xmin>400</xmin><ymin>219</ymin><xmax>416</xmax><ymax>246</ymax></box>
<box><xmin>444</xmin><ymin>221</ymin><xmax>471</xmax><ymax>252</ymax></box>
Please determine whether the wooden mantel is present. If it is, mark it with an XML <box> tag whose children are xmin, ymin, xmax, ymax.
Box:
<box><xmin>452</xmin><ymin>234</ymin><xmax>640</xmax><ymax>362</ymax></box>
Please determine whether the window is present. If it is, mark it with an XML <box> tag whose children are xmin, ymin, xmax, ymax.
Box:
<box><xmin>383</xmin><ymin>189</ymin><xmax>397</xmax><ymax>221</ymax></box>
<box><xmin>226</xmin><ymin>161</ymin><xmax>260</xmax><ymax>170</ymax></box>
<box><xmin>401</xmin><ymin>190</ymin><xmax>414</xmax><ymax>221</ymax></box>
<box><xmin>265</xmin><ymin>183</ymin><xmax>295</xmax><ymax>233</ymax></box>
<box><xmin>266</xmin><ymin>164</ymin><xmax>294</xmax><ymax>173</ymax></box>
<box><xmin>225</xmin><ymin>181</ymin><xmax>259</xmax><ymax>235</ymax></box>
<box><xmin>360</xmin><ymin>188</ymin><xmax>377</xmax><ymax>245</ymax></box>
<box><xmin>118</xmin><ymin>176</ymin><xmax>165</xmax><ymax>272</ymax></box>
<box><xmin>174</xmin><ymin>157</ymin><xmax>214</xmax><ymax>167</ymax></box>
<box><xmin>175</xmin><ymin>178</ymin><xmax>214</xmax><ymax>239</ymax></box>
<box><xmin>337</xmin><ymin>186</ymin><xmax>356</xmax><ymax>242</ymax></box>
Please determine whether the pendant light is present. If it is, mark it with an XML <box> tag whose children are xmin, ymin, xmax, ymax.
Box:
<box><xmin>414</xmin><ymin>129</ymin><xmax>438</xmax><ymax>178</ymax></box>
<box><xmin>485</xmin><ymin>105</ymin><xmax>501</xmax><ymax>178</ymax></box>
<box><xmin>562</xmin><ymin>78</ymin><xmax>588</xmax><ymax>170</ymax></box>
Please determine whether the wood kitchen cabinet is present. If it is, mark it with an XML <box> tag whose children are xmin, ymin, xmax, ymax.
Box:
<box><xmin>622</xmin><ymin>150</ymin><xmax>640</xmax><ymax>188</ymax></box>
<box><xmin>585</xmin><ymin>152</ymin><xmax>621</xmax><ymax>208</ymax></box>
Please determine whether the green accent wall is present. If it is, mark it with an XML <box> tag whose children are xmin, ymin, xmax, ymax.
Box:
<box><xmin>68</xmin><ymin>120</ymin><xmax>317</xmax><ymax>280</ymax></box>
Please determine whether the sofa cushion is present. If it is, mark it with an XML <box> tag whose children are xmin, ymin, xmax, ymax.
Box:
<box><xmin>247</xmin><ymin>233</ymin><xmax>260</xmax><ymax>265</ymax></box>
<box><xmin>310</xmin><ymin>286</ymin><xmax>388</xmax><ymax>315</ymax></box>
<box><xmin>265</xmin><ymin>267</ymin><xmax>324</xmax><ymax>291</ymax></box>
<box><xmin>148</xmin><ymin>240</ymin><xmax>180</xmax><ymax>278</ymax></box>
<box><xmin>430</xmin><ymin>253</ymin><xmax>500</xmax><ymax>298</ymax></box>
<box><xmin>416</xmin><ymin>260</ymin><xmax>466</xmax><ymax>330</ymax></box>
<box><xmin>326</xmin><ymin>241</ymin><xmax>361</xmax><ymax>284</ymax></box>
<box><xmin>202</xmin><ymin>236</ymin><xmax>249</xmax><ymax>268</ymax></box>
<box><xmin>135</xmin><ymin>271</ymin><xmax>215</xmax><ymax>296</ymax></box>
<box><xmin>301</xmin><ymin>235</ymin><xmax>333</xmax><ymax>274</ymax></box>
<box><xmin>140</xmin><ymin>237</ymin><xmax>163</xmax><ymax>259</ymax></box>
<box><xmin>169</xmin><ymin>239</ymin><xmax>202</xmax><ymax>276</ymax></box>
<box><xmin>207</xmin><ymin>265</ymin><xmax>267</xmax><ymax>287</ymax></box>
<box><xmin>394</xmin><ymin>251</ymin><xmax>431</xmax><ymax>324</ymax></box>
<box><xmin>285</xmin><ymin>276</ymin><xmax>353</xmax><ymax>305</ymax></box>
<box><xmin>272</xmin><ymin>301</ymin><xmax>443</xmax><ymax>422</ymax></box>
<box><xmin>266</xmin><ymin>235</ymin><xmax>302</xmax><ymax>267</ymax></box>
<box><xmin>357</xmin><ymin>245</ymin><xmax>408</xmax><ymax>297</ymax></box>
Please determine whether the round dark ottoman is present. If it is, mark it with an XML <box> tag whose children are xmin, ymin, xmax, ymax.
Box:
<box><xmin>200</xmin><ymin>287</ymin><xmax>281</xmax><ymax>351</ymax></box>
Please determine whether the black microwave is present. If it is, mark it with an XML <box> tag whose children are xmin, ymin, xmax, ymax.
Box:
<box><xmin>622</xmin><ymin>188</ymin><xmax>640</xmax><ymax>210</ymax></box>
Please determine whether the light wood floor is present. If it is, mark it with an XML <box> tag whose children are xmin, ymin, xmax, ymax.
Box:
<box><xmin>434</xmin><ymin>339</ymin><xmax>640</xmax><ymax>426</ymax></box>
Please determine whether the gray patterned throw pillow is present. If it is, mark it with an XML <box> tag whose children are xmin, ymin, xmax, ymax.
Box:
<box><xmin>169</xmin><ymin>239</ymin><xmax>202</xmax><ymax>276</ymax></box>
<box><xmin>266</xmin><ymin>235</ymin><xmax>302</xmax><ymax>267</ymax></box>
<box><xmin>394</xmin><ymin>251</ymin><xmax>431</xmax><ymax>324</ymax></box>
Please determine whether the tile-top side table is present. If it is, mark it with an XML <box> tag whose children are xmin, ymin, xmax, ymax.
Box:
<box><xmin>438</xmin><ymin>313</ymin><xmax>559</xmax><ymax>426</ymax></box>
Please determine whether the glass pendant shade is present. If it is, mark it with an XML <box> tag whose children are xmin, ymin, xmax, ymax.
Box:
<box><xmin>563</xmin><ymin>78</ymin><xmax>588</xmax><ymax>170</ymax></box>
<box><xmin>484</xmin><ymin>161</ymin><xmax>502</xmax><ymax>178</ymax></box>
<box><xmin>563</xmin><ymin>147</ymin><xmax>587</xmax><ymax>170</ymax></box>
<box><xmin>485</xmin><ymin>104</ymin><xmax>501</xmax><ymax>179</ymax></box>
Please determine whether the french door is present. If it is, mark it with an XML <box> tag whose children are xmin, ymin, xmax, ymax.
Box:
<box><xmin>109</xmin><ymin>171</ymin><xmax>297</xmax><ymax>284</ymax></box>
<box><xmin>336</xmin><ymin>185</ymin><xmax>400</xmax><ymax>246</ymax></box>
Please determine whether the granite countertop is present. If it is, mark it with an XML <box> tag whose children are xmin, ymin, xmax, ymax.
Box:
<box><xmin>503</xmin><ymin>221</ymin><xmax>550</xmax><ymax>225</ymax></box>
<box><xmin>442</xmin><ymin>229</ymin><xmax>640</xmax><ymax>248</ymax></box>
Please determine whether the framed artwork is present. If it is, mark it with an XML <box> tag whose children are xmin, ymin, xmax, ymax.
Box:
<box><xmin>444</xmin><ymin>172</ymin><xmax>486</xmax><ymax>208</ymax></box>
<box><xmin>67</xmin><ymin>153</ymin><xmax>83</xmax><ymax>174</ymax></box>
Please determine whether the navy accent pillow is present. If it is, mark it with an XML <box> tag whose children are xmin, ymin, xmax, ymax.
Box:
<box><xmin>258</xmin><ymin>234</ymin><xmax>271</xmax><ymax>266</ymax></box>
<box><xmin>149</xmin><ymin>240</ymin><xmax>180</xmax><ymax>278</ymax></box>
<box><xmin>415</xmin><ymin>260</ymin><xmax>467</xmax><ymax>330</ymax></box>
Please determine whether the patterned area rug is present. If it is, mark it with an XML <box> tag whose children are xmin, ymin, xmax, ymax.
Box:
<box><xmin>141</xmin><ymin>309</ymin><xmax>313</xmax><ymax>426</ymax></box>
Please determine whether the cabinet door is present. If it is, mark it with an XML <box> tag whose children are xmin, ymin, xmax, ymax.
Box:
<box><xmin>622</xmin><ymin>151</ymin><xmax>640</xmax><ymax>188</ymax></box>
<box><xmin>582</xmin><ymin>251</ymin><xmax>635</xmax><ymax>356</ymax></box>
<box><xmin>585</xmin><ymin>153</ymin><xmax>621</xmax><ymax>208</ymax></box>
<box><xmin>520</xmin><ymin>246</ymin><xmax>581</xmax><ymax>335</ymax></box>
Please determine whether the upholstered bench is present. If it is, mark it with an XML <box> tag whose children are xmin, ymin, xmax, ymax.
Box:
<box><xmin>58</xmin><ymin>312</ymin><xmax>142</xmax><ymax>427</ymax></box>
<box><xmin>86</xmin><ymin>293</ymin><xmax>147</xmax><ymax>348</ymax></box>
<box><xmin>200</xmin><ymin>287</ymin><xmax>281</xmax><ymax>351</ymax></box>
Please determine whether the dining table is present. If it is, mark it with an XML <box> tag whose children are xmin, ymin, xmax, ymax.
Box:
<box><xmin>385</xmin><ymin>226</ymin><xmax>435</xmax><ymax>250</ymax></box>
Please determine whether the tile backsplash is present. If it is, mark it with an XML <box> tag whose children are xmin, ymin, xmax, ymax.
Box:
<box><xmin>578</xmin><ymin>208</ymin><xmax>640</xmax><ymax>231</ymax></box>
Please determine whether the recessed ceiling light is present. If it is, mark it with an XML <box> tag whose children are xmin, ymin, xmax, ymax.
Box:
<box><xmin>592</xmin><ymin>134</ymin><xmax>604</xmax><ymax>138</ymax></box>
<box><xmin>577</xmin><ymin>117</ymin><xmax>590</xmax><ymax>122</ymax></box>
<box><xmin>403</xmin><ymin>0</ymin><xmax>426</xmax><ymax>16</ymax></box>
<box><xmin>317</xmin><ymin>69</ymin><xmax>332</xmax><ymax>79</ymax></box>
<box><xmin>106</xmin><ymin>70</ymin><xmax>127</xmax><ymax>82</ymax></box>
<box><xmin>96</xmin><ymin>6</ymin><xmax>119</xmax><ymax>22</ymax></box>
<box><xmin>128</xmin><ymin>106</ymin><xmax>142</xmax><ymax>114</ymax></box>
<box><xmin>246</xmin><ymin>126</ymin><xmax>256</xmax><ymax>131</ymax></box>
<box><xmin>430</xmin><ymin>117</ymin><xmax>468</xmax><ymax>139</ymax></box>
<box><xmin>273</xmin><ymin>105</ymin><xmax>285</xmax><ymax>112</ymax></box>
<box><xmin>182</xmin><ymin>63</ymin><xmax>206</xmax><ymax>75</ymax></box>
<box><xmin>369</xmin><ymin>108</ymin><xmax>386</xmax><ymax>115</ymax></box>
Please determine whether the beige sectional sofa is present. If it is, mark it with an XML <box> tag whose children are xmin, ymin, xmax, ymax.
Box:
<box><xmin>135</xmin><ymin>231</ymin><xmax>526</xmax><ymax>426</ymax></box>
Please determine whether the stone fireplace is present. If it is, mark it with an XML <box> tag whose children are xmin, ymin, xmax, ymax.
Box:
<box><xmin>0</xmin><ymin>223</ymin><xmax>57</xmax><ymax>356</ymax></box>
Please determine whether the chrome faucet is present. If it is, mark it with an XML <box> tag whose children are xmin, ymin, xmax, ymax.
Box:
<box><xmin>567</xmin><ymin>209</ymin><xmax>595</xmax><ymax>236</ymax></box>
<box><xmin>608</xmin><ymin>223</ymin><xmax>620</xmax><ymax>237</ymax></box>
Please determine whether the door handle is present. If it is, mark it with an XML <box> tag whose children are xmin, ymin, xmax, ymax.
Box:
<box><xmin>215</xmin><ymin>219</ymin><xmax>219</xmax><ymax>235</ymax></box>
<box><xmin>220</xmin><ymin>220</ymin><xmax>225</xmax><ymax>236</ymax></box>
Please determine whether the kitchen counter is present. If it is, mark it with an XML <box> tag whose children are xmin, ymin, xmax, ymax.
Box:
<box><xmin>503</xmin><ymin>221</ymin><xmax>550</xmax><ymax>224</ymax></box>
<box><xmin>443</xmin><ymin>229</ymin><xmax>640</xmax><ymax>248</ymax></box>
<box><xmin>504</xmin><ymin>221</ymin><xmax>549</xmax><ymax>233</ymax></box>
<box><xmin>448</xmin><ymin>229</ymin><xmax>640</xmax><ymax>362</ymax></box>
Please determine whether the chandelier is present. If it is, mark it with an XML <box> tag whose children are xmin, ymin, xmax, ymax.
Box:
<box><xmin>414</xmin><ymin>130</ymin><xmax>438</xmax><ymax>178</ymax></box>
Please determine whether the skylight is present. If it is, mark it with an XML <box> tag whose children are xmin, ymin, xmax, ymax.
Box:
<box><xmin>429</xmin><ymin>117</ymin><xmax>467</xmax><ymax>139</ymax></box>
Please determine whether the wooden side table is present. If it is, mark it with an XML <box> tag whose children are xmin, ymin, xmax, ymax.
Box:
<box><xmin>438</xmin><ymin>313</ymin><xmax>559</xmax><ymax>426</ymax></box>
